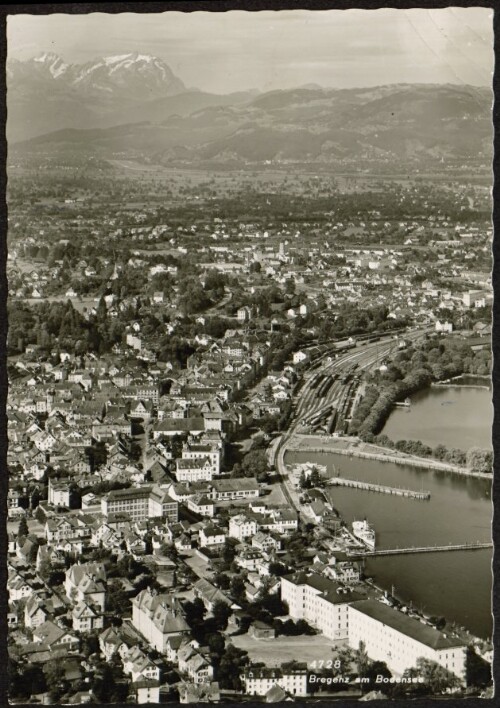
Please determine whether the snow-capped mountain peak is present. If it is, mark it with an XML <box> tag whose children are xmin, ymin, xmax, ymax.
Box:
<box><xmin>31</xmin><ymin>52</ymin><xmax>69</xmax><ymax>79</ymax></box>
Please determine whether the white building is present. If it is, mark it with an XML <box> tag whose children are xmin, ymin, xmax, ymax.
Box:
<box><xmin>228</xmin><ymin>514</ymin><xmax>258</xmax><ymax>541</ymax></box>
<box><xmin>293</xmin><ymin>350</ymin><xmax>310</xmax><ymax>365</ymax></box>
<box><xmin>181</xmin><ymin>444</ymin><xmax>221</xmax><ymax>476</ymax></box>
<box><xmin>48</xmin><ymin>479</ymin><xmax>71</xmax><ymax>508</ymax></box>
<box><xmin>101</xmin><ymin>485</ymin><xmax>178</xmax><ymax>523</ymax></box>
<box><xmin>176</xmin><ymin>457</ymin><xmax>214</xmax><ymax>483</ymax></box>
<box><xmin>241</xmin><ymin>665</ymin><xmax>308</xmax><ymax>697</ymax></box>
<box><xmin>281</xmin><ymin>572</ymin><xmax>363</xmax><ymax>641</ymax></box>
<box><xmin>348</xmin><ymin>600</ymin><xmax>466</xmax><ymax>680</ymax></box>
<box><xmin>435</xmin><ymin>320</ymin><xmax>453</xmax><ymax>333</ymax></box>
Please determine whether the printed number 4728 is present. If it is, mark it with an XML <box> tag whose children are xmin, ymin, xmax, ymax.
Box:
<box><xmin>310</xmin><ymin>660</ymin><xmax>341</xmax><ymax>669</ymax></box>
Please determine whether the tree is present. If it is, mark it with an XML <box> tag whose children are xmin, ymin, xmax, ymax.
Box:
<box><xmin>412</xmin><ymin>657</ymin><xmax>462</xmax><ymax>694</ymax></box>
<box><xmin>216</xmin><ymin>644</ymin><xmax>249</xmax><ymax>690</ymax></box>
<box><xmin>213</xmin><ymin>572</ymin><xmax>231</xmax><ymax>590</ymax></box>
<box><xmin>356</xmin><ymin>640</ymin><xmax>370</xmax><ymax>676</ymax></box>
<box><xmin>230</xmin><ymin>575</ymin><xmax>246</xmax><ymax>604</ymax></box>
<box><xmin>208</xmin><ymin>632</ymin><xmax>225</xmax><ymax>656</ymax></box>
<box><xmin>184</xmin><ymin>597</ymin><xmax>206</xmax><ymax>628</ymax></box>
<box><xmin>360</xmin><ymin>660</ymin><xmax>392</xmax><ymax>694</ymax></box>
<box><xmin>17</xmin><ymin>517</ymin><xmax>28</xmax><ymax>539</ymax></box>
<box><xmin>212</xmin><ymin>600</ymin><xmax>232</xmax><ymax>631</ymax></box>
<box><xmin>268</xmin><ymin>561</ymin><xmax>289</xmax><ymax>577</ymax></box>
<box><xmin>241</xmin><ymin>448</ymin><xmax>268</xmax><ymax>477</ymax></box>
<box><xmin>43</xmin><ymin>659</ymin><xmax>69</xmax><ymax>702</ymax></box>
<box><xmin>466</xmin><ymin>447</ymin><xmax>493</xmax><ymax>474</ymax></box>
<box><xmin>107</xmin><ymin>580</ymin><xmax>130</xmax><ymax>615</ymax></box>
<box><xmin>465</xmin><ymin>646</ymin><xmax>492</xmax><ymax>689</ymax></box>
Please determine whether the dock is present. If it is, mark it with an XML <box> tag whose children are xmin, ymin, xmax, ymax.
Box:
<box><xmin>327</xmin><ymin>476</ymin><xmax>430</xmax><ymax>500</ymax></box>
<box><xmin>347</xmin><ymin>541</ymin><xmax>492</xmax><ymax>558</ymax></box>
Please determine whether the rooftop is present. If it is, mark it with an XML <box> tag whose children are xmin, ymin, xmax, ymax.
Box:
<box><xmin>349</xmin><ymin>599</ymin><xmax>466</xmax><ymax>650</ymax></box>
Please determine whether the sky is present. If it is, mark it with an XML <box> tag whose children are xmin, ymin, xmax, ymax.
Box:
<box><xmin>7</xmin><ymin>8</ymin><xmax>494</xmax><ymax>93</ymax></box>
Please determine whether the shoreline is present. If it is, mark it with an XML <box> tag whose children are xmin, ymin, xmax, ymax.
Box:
<box><xmin>285</xmin><ymin>434</ymin><xmax>492</xmax><ymax>479</ymax></box>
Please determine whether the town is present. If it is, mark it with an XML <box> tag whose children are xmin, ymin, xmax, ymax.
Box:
<box><xmin>5</xmin><ymin>155</ymin><xmax>494</xmax><ymax>704</ymax></box>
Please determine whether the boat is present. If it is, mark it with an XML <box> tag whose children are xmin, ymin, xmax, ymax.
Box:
<box><xmin>352</xmin><ymin>519</ymin><xmax>376</xmax><ymax>550</ymax></box>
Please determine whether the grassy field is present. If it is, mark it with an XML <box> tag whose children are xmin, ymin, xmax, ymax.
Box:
<box><xmin>230</xmin><ymin>633</ymin><xmax>343</xmax><ymax>666</ymax></box>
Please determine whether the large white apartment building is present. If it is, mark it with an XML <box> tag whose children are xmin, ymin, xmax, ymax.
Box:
<box><xmin>348</xmin><ymin>600</ymin><xmax>466</xmax><ymax>680</ymax></box>
<box><xmin>281</xmin><ymin>572</ymin><xmax>363</xmax><ymax>641</ymax></box>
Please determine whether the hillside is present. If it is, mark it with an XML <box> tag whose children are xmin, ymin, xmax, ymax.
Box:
<box><xmin>10</xmin><ymin>83</ymin><xmax>492</xmax><ymax>171</ymax></box>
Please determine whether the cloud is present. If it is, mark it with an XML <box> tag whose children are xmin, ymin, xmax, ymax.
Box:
<box><xmin>7</xmin><ymin>8</ymin><xmax>493</xmax><ymax>93</ymax></box>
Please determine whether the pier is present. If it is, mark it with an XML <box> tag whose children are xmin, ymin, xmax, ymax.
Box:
<box><xmin>347</xmin><ymin>541</ymin><xmax>492</xmax><ymax>558</ymax></box>
<box><xmin>327</xmin><ymin>476</ymin><xmax>430</xmax><ymax>500</ymax></box>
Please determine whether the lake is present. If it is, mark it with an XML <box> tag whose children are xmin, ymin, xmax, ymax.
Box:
<box><xmin>382</xmin><ymin>380</ymin><xmax>493</xmax><ymax>450</ymax></box>
<box><xmin>284</xmin><ymin>447</ymin><xmax>493</xmax><ymax>639</ymax></box>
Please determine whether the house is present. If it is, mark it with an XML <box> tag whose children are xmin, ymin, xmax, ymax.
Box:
<box><xmin>32</xmin><ymin>620</ymin><xmax>79</xmax><ymax>651</ymax></box>
<box><xmin>199</xmin><ymin>526</ymin><xmax>226</xmax><ymax>548</ymax></box>
<box><xmin>123</xmin><ymin>645</ymin><xmax>161</xmax><ymax>682</ymax></box>
<box><xmin>252</xmin><ymin>532</ymin><xmax>281</xmax><ymax>553</ymax></box>
<box><xmin>249</xmin><ymin>620</ymin><xmax>276</xmax><ymax>639</ymax></box>
<box><xmin>293</xmin><ymin>350</ymin><xmax>310</xmax><ymax>365</ymax></box>
<box><xmin>133</xmin><ymin>679</ymin><xmax>161</xmax><ymax>705</ymax></box>
<box><xmin>24</xmin><ymin>595</ymin><xmax>49</xmax><ymax>629</ymax></box>
<box><xmin>132</xmin><ymin>587</ymin><xmax>190</xmax><ymax>652</ymax></box>
<box><xmin>193</xmin><ymin>578</ymin><xmax>234</xmax><ymax>612</ymax></box>
<box><xmin>72</xmin><ymin>602</ymin><xmax>103</xmax><ymax>633</ymax></box>
<box><xmin>65</xmin><ymin>562</ymin><xmax>106</xmax><ymax>612</ymax></box>
<box><xmin>178</xmin><ymin>681</ymin><xmax>221</xmax><ymax>704</ymax></box>
<box><xmin>237</xmin><ymin>306</ymin><xmax>252</xmax><ymax>323</ymax></box>
<box><xmin>178</xmin><ymin>644</ymin><xmax>214</xmax><ymax>684</ymax></box>
<box><xmin>176</xmin><ymin>457</ymin><xmax>214</xmax><ymax>483</ymax></box>
<box><xmin>186</xmin><ymin>494</ymin><xmax>216</xmax><ymax>518</ymax></box>
<box><xmin>99</xmin><ymin>626</ymin><xmax>132</xmax><ymax>662</ymax></box>
<box><xmin>241</xmin><ymin>664</ymin><xmax>308</xmax><ymax>697</ymax></box>
<box><xmin>236</xmin><ymin>547</ymin><xmax>263</xmax><ymax>572</ymax></box>
<box><xmin>229</xmin><ymin>514</ymin><xmax>258</xmax><ymax>541</ymax></box>
<box><xmin>48</xmin><ymin>478</ymin><xmax>71</xmax><ymax>508</ymax></box>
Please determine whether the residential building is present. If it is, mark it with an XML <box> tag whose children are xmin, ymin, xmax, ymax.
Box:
<box><xmin>241</xmin><ymin>664</ymin><xmax>308</xmax><ymax>697</ymax></box>
<box><xmin>132</xmin><ymin>587</ymin><xmax>190</xmax><ymax>652</ymax></box>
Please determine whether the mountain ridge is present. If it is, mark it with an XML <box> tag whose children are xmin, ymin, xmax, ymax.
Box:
<box><xmin>10</xmin><ymin>82</ymin><xmax>492</xmax><ymax>170</ymax></box>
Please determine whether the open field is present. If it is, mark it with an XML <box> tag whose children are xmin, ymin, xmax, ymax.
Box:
<box><xmin>230</xmin><ymin>633</ymin><xmax>343</xmax><ymax>666</ymax></box>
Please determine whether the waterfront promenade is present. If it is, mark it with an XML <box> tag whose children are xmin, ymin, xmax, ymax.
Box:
<box><xmin>285</xmin><ymin>434</ymin><xmax>493</xmax><ymax>479</ymax></box>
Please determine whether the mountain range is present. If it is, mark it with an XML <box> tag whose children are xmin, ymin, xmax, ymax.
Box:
<box><xmin>8</xmin><ymin>53</ymin><xmax>492</xmax><ymax>168</ymax></box>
